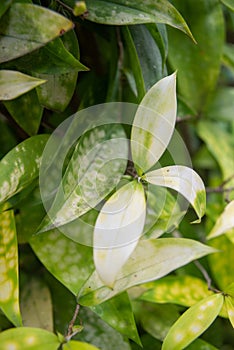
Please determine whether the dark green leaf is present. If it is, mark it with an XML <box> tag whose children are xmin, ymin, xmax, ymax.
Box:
<box><xmin>0</xmin><ymin>0</ymin><xmax>12</xmax><ymax>18</ymax></box>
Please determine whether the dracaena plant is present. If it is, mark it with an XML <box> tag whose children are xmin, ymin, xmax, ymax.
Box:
<box><xmin>92</xmin><ymin>72</ymin><xmax>206</xmax><ymax>287</ymax></box>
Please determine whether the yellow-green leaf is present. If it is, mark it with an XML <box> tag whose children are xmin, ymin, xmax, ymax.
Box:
<box><xmin>63</xmin><ymin>340</ymin><xmax>100</xmax><ymax>350</ymax></box>
<box><xmin>207</xmin><ymin>200</ymin><xmax>234</xmax><ymax>239</ymax></box>
<box><xmin>162</xmin><ymin>294</ymin><xmax>224</xmax><ymax>350</ymax></box>
<box><xmin>225</xmin><ymin>296</ymin><xmax>234</xmax><ymax>328</ymax></box>
<box><xmin>0</xmin><ymin>210</ymin><xmax>22</xmax><ymax>326</ymax></box>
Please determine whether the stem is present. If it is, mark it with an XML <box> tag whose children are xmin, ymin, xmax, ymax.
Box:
<box><xmin>194</xmin><ymin>260</ymin><xmax>220</xmax><ymax>293</ymax></box>
<box><xmin>206</xmin><ymin>174</ymin><xmax>234</xmax><ymax>202</ymax></box>
<box><xmin>65</xmin><ymin>303</ymin><xmax>81</xmax><ymax>341</ymax></box>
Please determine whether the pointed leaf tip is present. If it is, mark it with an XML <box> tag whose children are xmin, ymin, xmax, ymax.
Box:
<box><xmin>93</xmin><ymin>181</ymin><xmax>146</xmax><ymax>287</ymax></box>
<box><xmin>131</xmin><ymin>72</ymin><xmax>177</xmax><ymax>173</ymax></box>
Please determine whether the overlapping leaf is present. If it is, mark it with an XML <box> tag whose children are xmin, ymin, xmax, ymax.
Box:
<box><xmin>93</xmin><ymin>181</ymin><xmax>146</xmax><ymax>287</ymax></box>
<box><xmin>0</xmin><ymin>70</ymin><xmax>45</xmax><ymax>100</ymax></box>
<box><xmin>78</xmin><ymin>238</ymin><xmax>216</xmax><ymax>306</ymax></box>
<box><xmin>144</xmin><ymin>165</ymin><xmax>206</xmax><ymax>221</ymax></box>
<box><xmin>162</xmin><ymin>294</ymin><xmax>224</xmax><ymax>350</ymax></box>
<box><xmin>0</xmin><ymin>134</ymin><xmax>49</xmax><ymax>204</ymax></box>
<box><xmin>131</xmin><ymin>72</ymin><xmax>177</xmax><ymax>174</ymax></box>
<box><xmin>85</xmin><ymin>0</ymin><xmax>194</xmax><ymax>40</ymax></box>
<box><xmin>0</xmin><ymin>0</ymin><xmax>11</xmax><ymax>19</ymax></box>
<box><xmin>207</xmin><ymin>201</ymin><xmax>234</xmax><ymax>239</ymax></box>
<box><xmin>225</xmin><ymin>296</ymin><xmax>234</xmax><ymax>328</ymax></box>
<box><xmin>0</xmin><ymin>3</ymin><xmax>74</xmax><ymax>63</ymax></box>
<box><xmin>63</xmin><ymin>341</ymin><xmax>100</xmax><ymax>350</ymax></box>
<box><xmin>0</xmin><ymin>327</ymin><xmax>60</xmax><ymax>350</ymax></box>
<box><xmin>0</xmin><ymin>210</ymin><xmax>22</xmax><ymax>326</ymax></box>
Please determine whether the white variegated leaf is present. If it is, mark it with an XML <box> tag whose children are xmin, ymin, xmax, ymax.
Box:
<box><xmin>207</xmin><ymin>200</ymin><xmax>234</xmax><ymax>240</ymax></box>
<box><xmin>131</xmin><ymin>72</ymin><xmax>177</xmax><ymax>174</ymax></box>
<box><xmin>94</xmin><ymin>181</ymin><xmax>146</xmax><ymax>287</ymax></box>
<box><xmin>79</xmin><ymin>238</ymin><xmax>216</xmax><ymax>305</ymax></box>
<box><xmin>144</xmin><ymin>165</ymin><xmax>206</xmax><ymax>221</ymax></box>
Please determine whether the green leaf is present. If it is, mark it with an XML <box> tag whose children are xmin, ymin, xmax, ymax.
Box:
<box><xmin>224</xmin><ymin>282</ymin><xmax>234</xmax><ymax>297</ymax></box>
<box><xmin>0</xmin><ymin>70</ymin><xmax>46</xmax><ymax>100</ymax></box>
<box><xmin>0</xmin><ymin>3</ymin><xmax>74</xmax><ymax>63</ymax></box>
<box><xmin>91</xmin><ymin>292</ymin><xmax>141</xmax><ymax>345</ymax></box>
<box><xmin>4</xmin><ymin>89</ymin><xmax>43</xmax><ymax>135</ymax></box>
<box><xmin>221</xmin><ymin>0</ymin><xmax>234</xmax><ymax>11</ymax></box>
<box><xmin>197</xmin><ymin>121</ymin><xmax>234</xmax><ymax>195</ymax></box>
<box><xmin>35</xmin><ymin>30</ymin><xmax>82</xmax><ymax>111</ymax></box>
<box><xmin>144</xmin><ymin>165</ymin><xmax>206</xmax><ymax>221</ymax></box>
<box><xmin>0</xmin><ymin>0</ymin><xmax>12</xmax><ymax>18</ymax></box>
<box><xmin>63</xmin><ymin>341</ymin><xmax>100</xmax><ymax>350</ymax></box>
<box><xmin>20</xmin><ymin>277</ymin><xmax>53</xmax><ymax>331</ymax></box>
<box><xmin>162</xmin><ymin>294</ymin><xmax>224</xmax><ymax>350</ymax></box>
<box><xmin>205</xmin><ymin>86</ymin><xmax>234</xmax><ymax>121</ymax></box>
<box><xmin>139</xmin><ymin>275</ymin><xmax>212</xmax><ymax>307</ymax></box>
<box><xmin>225</xmin><ymin>296</ymin><xmax>234</xmax><ymax>328</ymax></box>
<box><xmin>0</xmin><ymin>327</ymin><xmax>60</xmax><ymax>350</ymax></box>
<box><xmin>0</xmin><ymin>210</ymin><xmax>22</xmax><ymax>326</ymax></box>
<box><xmin>208</xmin><ymin>236</ymin><xmax>234</xmax><ymax>290</ymax></box>
<box><xmin>78</xmin><ymin>238</ymin><xmax>216</xmax><ymax>305</ymax></box>
<box><xmin>186</xmin><ymin>338</ymin><xmax>219</xmax><ymax>350</ymax></box>
<box><xmin>93</xmin><ymin>181</ymin><xmax>146</xmax><ymax>287</ymax></box>
<box><xmin>30</xmin><ymin>229</ymin><xmax>94</xmax><ymax>295</ymax></box>
<box><xmin>131</xmin><ymin>72</ymin><xmax>177</xmax><ymax>174</ymax></box>
<box><xmin>0</xmin><ymin>134</ymin><xmax>49</xmax><ymax>204</ymax></box>
<box><xmin>85</xmin><ymin>0</ymin><xmax>194</xmax><ymax>41</ymax></box>
<box><xmin>222</xmin><ymin>44</ymin><xmax>234</xmax><ymax>74</ymax></box>
<box><xmin>207</xmin><ymin>201</ymin><xmax>234</xmax><ymax>239</ymax></box>
<box><xmin>39</xmin><ymin>124</ymin><xmax>128</xmax><ymax>232</ymax></box>
<box><xmin>168</xmin><ymin>0</ymin><xmax>224</xmax><ymax>113</ymax></box>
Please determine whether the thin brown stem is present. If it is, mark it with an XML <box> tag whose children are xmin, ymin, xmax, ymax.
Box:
<box><xmin>65</xmin><ymin>304</ymin><xmax>81</xmax><ymax>341</ymax></box>
<box><xmin>194</xmin><ymin>260</ymin><xmax>221</xmax><ymax>293</ymax></box>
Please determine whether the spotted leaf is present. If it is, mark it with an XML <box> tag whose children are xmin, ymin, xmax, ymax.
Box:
<box><xmin>131</xmin><ymin>72</ymin><xmax>177</xmax><ymax>174</ymax></box>
<box><xmin>0</xmin><ymin>210</ymin><xmax>22</xmax><ymax>326</ymax></box>
<box><xmin>94</xmin><ymin>180</ymin><xmax>146</xmax><ymax>287</ymax></box>
<box><xmin>144</xmin><ymin>165</ymin><xmax>206</xmax><ymax>222</ymax></box>
<box><xmin>0</xmin><ymin>327</ymin><xmax>60</xmax><ymax>350</ymax></box>
<box><xmin>162</xmin><ymin>294</ymin><xmax>224</xmax><ymax>350</ymax></box>
<box><xmin>63</xmin><ymin>340</ymin><xmax>100</xmax><ymax>350</ymax></box>
<box><xmin>0</xmin><ymin>134</ymin><xmax>49</xmax><ymax>204</ymax></box>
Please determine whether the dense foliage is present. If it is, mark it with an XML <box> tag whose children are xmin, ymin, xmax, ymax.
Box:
<box><xmin>0</xmin><ymin>0</ymin><xmax>234</xmax><ymax>349</ymax></box>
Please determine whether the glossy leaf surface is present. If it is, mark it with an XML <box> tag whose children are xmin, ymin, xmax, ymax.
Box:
<box><xmin>162</xmin><ymin>294</ymin><xmax>224</xmax><ymax>350</ymax></box>
<box><xmin>207</xmin><ymin>201</ymin><xmax>234</xmax><ymax>239</ymax></box>
<box><xmin>0</xmin><ymin>327</ymin><xmax>60</xmax><ymax>350</ymax></box>
<box><xmin>131</xmin><ymin>72</ymin><xmax>177</xmax><ymax>173</ymax></box>
<box><xmin>79</xmin><ymin>238</ymin><xmax>216</xmax><ymax>305</ymax></box>
<box><xmin>225</xmin><ymin>296</ymin><xmax>234</xmax><ymax>328</ymax></box>
<box><xmin>85</xmin><ymin>0</ymin><xmax>194</xmax><ymax>40</ymax></box>
<box><xmin>93</xmin><ymin>181</ymin><xmax>146</xmax><ymax>287</ymax></box>
<box><xmin>0</xmin><ymin>134</ymin><xmax>49</xmax><ymax>204</ymax></box>
<box><xmin>0</xmin><ymin>70</ymin><xmax>45</xmax><ymax>100</ymax></box>
<box><xmin>0</xmin><ymin>3</ymin><xmax>73</xmax><ymax>63</ymax></box>
<box><xmin>144</xmin><ymin>165</ymin><xmax>206</xmax><ymax>221</ymax></box>
<box><xmin>63</xmin><ymin>341</ymin><xmax>100</xmax><ymax>350</ymax></box>
<box><xmin>0</xmin><ymin>210</ymin><xmax>22</xmax><ymax>326</ymax></box>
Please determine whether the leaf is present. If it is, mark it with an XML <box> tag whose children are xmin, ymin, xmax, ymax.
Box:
<box><xmin>63</xmin><ymin>341</ymin><xmax>100</xmax><ymax>350</ymax></box>
<box><xmin>85</xmin><ymin>0</ymin><xmax>194</xmax><ymax>40</ymax></box>
<box><xmin>20</xmin><ymin>277</ymin><xmax>53</xmax><ymax>331</ymax></box>
<box><xmin>144</xmin><ymin>165</ymin><xmax>206</xmax><ymax>221</ymax></box>
<box><xmin>225</xmin><ymin>296</ymin><xmax>234</xmax><ymax>328</ymax></box>
<box><xmin>0</xmin><ymin>0</ymin><xmax>12</xmax><ymax>19</ymax></box>
<box><xmin>205</xmin><ymin>86</ymin><xmax>234</xmax><ymax>121</ymax></box>
<box><xmin>78</xmin><ymin>238</ymin><xmax>216</xmax><ymax>306</ymax></box>
<box><xmin>30</xmin><ymin>229</ymin><xmax>94</xmax><ymax>295</ymax></box>
<box><xmin>197</xmin><ymin>121</ymin><xmax>234</xmax><ymax>197</ymax></box>
<box><xmin>0</xmin><ymin>210</ymin><xmax>22</xmax><ymax>326</ymax></box>
<box><xmin>0</xmin><ymin>70</ymin><xmax>46</xmax><ymax>100</ymax></box>
<box><xmin>39</xmin><ymin>124</ymin><xmax>128</xmax><ymax>232</ymax></box>
<box><xmin>131</xmin><ymin>72</ymin><xmax>177</xmax><ymax>174</ymax></box>
<box><xmin>4</xmin><ymin>89</ymin><xmax>43</xmax><ymax>135</ymax></box>
<box><xmin>0</xmin><ymin>134</ymin><xmax>49</xmax><ymax>204</ymax></box>
<box><xmin>93</xmin><ymin>181</ymin><xmax>146</xmax><ymax>287</ymax></box>
<box><xmin>186</xmin><ymin>338</ymin><xmax>219</xmax><ymax>350</ymax></box>
<box><xmin>222</xmin><ymin>44</ymin><xmax>234</xmax><ymax>74</ymax></box>
<box><xmin>162</xmin><ymin>294</ymin><xmax>224</xmax><ymax>350</ymax></box>
<box><xmin>0</xmin><ymin>327</ymin><xmax>60</xmax><ymax>350</ymax></box>
<box><xmin>91</xmin><ymin>292</ymin><xmax>141</xmax><ymax>345</ymax></box>
<box><xmin>0</xmin><ymin>3</ymin><xmax>74</xmax><ymax>63</ymax></box>
<box><xmin>139</xmin><ymin>275</ymin><xmax>212</xmax><ymax>307</ymax></box>
<box><xmin>207</xmin><ymin>201</ymin><xmax>234</xmax><ymax>239</ymax></box>
<box><xmin>221</xmin><ymin>0</ymin><xmax>234</xmax><ymax>11</ymax></box>
<box><xmin>208</xmin><ymin>235</ymin><xmax>234</xmax><ymax>290</ymax></box>
<box><xmin>167</xmin><ymin>0</ymin><xmax>224</xmax><ymax>113</ymax></box>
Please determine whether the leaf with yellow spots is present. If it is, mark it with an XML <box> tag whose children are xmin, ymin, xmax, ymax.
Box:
<box><xmin>63</xmin><ymin>340</ymin><xmax>100</xmax><ymax>350</ymax></box>
<box><xmin>225</xmin><ymin>295</ymin><xmax>234</xmax><ymax>328</ymax></box>
<box><xmin>139</xmin><ymin>275</ymin><xmax>212</xmax><ymax>307</ymax></box>
<box><xmin>0</xmin><ymin>134</ymin><xmax>49</xmax><ymax>204</ymax></box>
<box><xmin>0</xmin><ymin>210</ymin><xmax>22</xmax><ymax>326</ymax></box>
<box><xmin>162</xmin><ymin>293</ymin><xmax>224</xmax><ymax>350</ymax></box>
<box><xmin>0</xmin><ymin>327</ymin><xmax>60</xmax><ymax>350</ymax></box>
